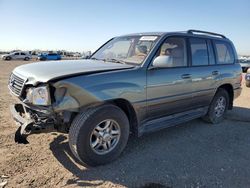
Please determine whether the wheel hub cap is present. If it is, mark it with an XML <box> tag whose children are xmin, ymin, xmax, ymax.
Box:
<box><xmin>214</xmin><ymin>96</ymin><xmax>226</xmax><ymax>117</ymax></box>
<box><xmin>90</xmin><ymin>119</ymin><xmax>121</xmax><ymax>155</ymax></box>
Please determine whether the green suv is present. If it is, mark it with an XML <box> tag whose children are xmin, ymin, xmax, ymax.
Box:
<box><xmin>9</xmin><ymin>30</ymin><xmax>242</xmax><ymax>166</ymax></box>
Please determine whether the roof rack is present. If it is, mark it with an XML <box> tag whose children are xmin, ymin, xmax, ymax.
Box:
<box><xmin>187</xmin><ymin>30</ymin><xmax>226</xmax><ymax>39</ymax></box>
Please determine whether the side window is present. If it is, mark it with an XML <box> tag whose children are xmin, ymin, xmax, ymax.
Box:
<box><xmin>207</xmin><ymin>40</ymin><xmax>215</xmax><ymax>65</ymax></box>
<box><xmin>190</xmin><ymin>38</ymin><xmax>209</xmax><ymax>66</ymax></box>
<box><xmin>21</xmin><ymin>53</ymin><xmax>26</xmax><ymax>55</ymax></box>
<box><xmin>214</xmin><ymin>41</ymin><xmax>234</xmax><ymax>64</ymax></box>
<box><xmin>14</xmin><ymin>52</ymin><xmax>19</xmax><ymax>55</ymax></box>
<box><xmin>155</xmin><ymin>37</ymin><xmax>187</xmax><ymax>67</ymax></box>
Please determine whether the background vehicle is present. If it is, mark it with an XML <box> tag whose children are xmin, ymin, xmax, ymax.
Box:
<box><xmin>239</xmin><ymin>59</ymin><xmax>250</xmax><ymax>72</ymax></box>
<box><xmin>9</xmin><ymin>30</ymin><xmax>242</xmax><ymax>166</ymax></box>
<box><xmin>37</xmin><ymin>53</ymin><xmax>61</xmax><ymax>61</ymax></box>
<box><xmin>2</xmin><ymin>52</ymin><xmax>32</xmax><ymax>61</ymax></box>
<box><xmin>246</xmin><ymin>69</ymin><xmax>250</xmax><ymax>87</ymax></box>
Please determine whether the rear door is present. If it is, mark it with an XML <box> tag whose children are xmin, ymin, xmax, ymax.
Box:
<box><xmin>146</xmin><ymin>36</ymin><xmax>194</xmax><ymax>120</ymax></box>
<box><xmin>20</xmin><ymin>52</ymin><xmax>26</xmax><ymax>59</ymax></box>
<box><xmin>188</xmin><ymin>37</ymin><xmax>217</xmax><ymax>108</ymax></box>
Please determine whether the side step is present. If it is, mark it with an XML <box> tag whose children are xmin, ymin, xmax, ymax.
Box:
<box><xmin>139</xmin><ymin>107</ymin><xmax>208</xmax><ymax>135</ymax></box>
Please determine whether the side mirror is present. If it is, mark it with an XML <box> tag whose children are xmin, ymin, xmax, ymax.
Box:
<box><xmin>152</xmin><ymin>56</ymin><xmax>173</xmax><ymax>68</ymax></box>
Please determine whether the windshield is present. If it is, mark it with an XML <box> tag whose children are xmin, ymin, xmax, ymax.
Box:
<box><xmin>91</xmin><ymin>35</ymin><xmax>159</xmax><ymax>65</ymax></box>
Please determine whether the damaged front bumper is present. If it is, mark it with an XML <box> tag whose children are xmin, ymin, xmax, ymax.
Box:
<box><xmin>10</xmin><ymin>103</ymin><xmax>56</xmax><ymax>144</ymax></box>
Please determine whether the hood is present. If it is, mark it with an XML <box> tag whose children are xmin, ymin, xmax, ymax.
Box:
<box><xmin>13</xmin><ymin>59</ymin><xmax>134</xmax><ymax>85</ymax></box>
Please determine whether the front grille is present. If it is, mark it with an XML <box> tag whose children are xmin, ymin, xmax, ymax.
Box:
<box><xmin>8</xmin><ymin>73</ymin><xmax>25</xmax><ymax>96</ymax></box>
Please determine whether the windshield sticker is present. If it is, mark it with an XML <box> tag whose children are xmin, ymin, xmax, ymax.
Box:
<box><xmin>139</xmin><ymin>36</ymin><xmax>158</xmax><ymax>41</ymax></box>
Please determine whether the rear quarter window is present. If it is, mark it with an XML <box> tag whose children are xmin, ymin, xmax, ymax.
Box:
<box><xmin>214</xmin><ymin>41</ymin><xmax>234</xmax><ymax>64</ymax></box>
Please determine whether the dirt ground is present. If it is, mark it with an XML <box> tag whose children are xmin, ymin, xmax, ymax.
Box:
<box><xmin>0</xmin><ymin>59</ymin><xmax>250</xmax><ymax>188</ymax></box>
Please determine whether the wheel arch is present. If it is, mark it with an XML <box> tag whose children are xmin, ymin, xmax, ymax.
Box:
<box><xmin>217</xmin><ymin>84</ymin><xmax>234</xmax><ymax>109</ymax></box>
<box><xmin>107</xmin><ymin>98</ymin><xmax>139</xmax><ymax>136</ymax></box>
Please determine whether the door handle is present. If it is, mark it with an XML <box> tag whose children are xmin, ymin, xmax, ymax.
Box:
<box><xmin>181</xmin><ymin>74</ymin><xmax>192</xmax><ymax>79</ymax></box>
<box><xmin>212</xmin><ymin>71</ymin><xmax>219</xmax><ymax>75</ymax></box>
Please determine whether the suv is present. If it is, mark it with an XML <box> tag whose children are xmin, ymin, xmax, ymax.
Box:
<box><xmin>239</xmin><ymin>58</ymin><xmax>250</xmax><ymax>72</ymax></box>
<box><xmin>2</xmin><ymin>52</ymin><xmax>32</xmax><ymax>61</ymax></box>
<box><xmin>9</xmin><ymin>30</ymin><xmax>242</xmax><ymax>166</ymax></box>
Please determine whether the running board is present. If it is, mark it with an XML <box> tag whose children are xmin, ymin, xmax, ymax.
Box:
<box><xmin>139</xmin><ymin>107</ymin><xmax>208</xmax><ymax>135</ymax></box>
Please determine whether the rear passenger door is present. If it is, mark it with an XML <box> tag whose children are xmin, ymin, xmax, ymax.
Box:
<box><xmin>20</xmin><ymin>52</ymin><xmax>26</xmax><ymax>59</ymax></box>
<box><xmin>188</xmin><ymin>37</ymin><xmax>217</xmax><ymax>108</ymax></box>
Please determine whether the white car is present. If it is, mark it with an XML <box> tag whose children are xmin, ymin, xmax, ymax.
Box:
<box><xmin>1</xmin><ymin>52</ymin><xmax>32</xmax><ymax>61</ymax></box>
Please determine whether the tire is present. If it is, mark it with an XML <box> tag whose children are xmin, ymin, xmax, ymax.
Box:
<box><xmin>203</xmin><ymin>88</ymin><xmax>229</xmax><ymax>124</ymax></box>
<box><xmin>24</xmin><ymin>57</ymin><xmax>30</xmax><ymax>61</ymax></box>
<box><xmin>246</xmin><ymin>81</ymin><xmax>250</xmax><ymax>87</ymax></box>
<box><xmin>243</xmin><ymin>67</ymin><xmax>249</xmax><ymax>73</ymax></box>
<box><xmin>69</xmin><ymin>104</ymin><xmax>130</xmax><ymax>166</ymax></box>
<box><xmin>5</xmin><ymin>56</ymin><xmax>11</xmax><ymax>61</ymax></box>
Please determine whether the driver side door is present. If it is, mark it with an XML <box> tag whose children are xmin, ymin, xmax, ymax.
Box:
<box><xmin>146</xmin><ymin>36</ymin><xmax>194</xmax><ymax>121</ymax></box>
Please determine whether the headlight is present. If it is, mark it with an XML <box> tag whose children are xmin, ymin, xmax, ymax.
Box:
<box><xmin>26</xmin><ymin>86</ymin><xmax>51</xmax><ymax>105</ymax></box>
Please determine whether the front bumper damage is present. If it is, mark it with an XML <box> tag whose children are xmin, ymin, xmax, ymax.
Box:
<box><xmin>10</xmin><ymin>103</ymin><xmax>56</xmax><ymax>144</ymax></box>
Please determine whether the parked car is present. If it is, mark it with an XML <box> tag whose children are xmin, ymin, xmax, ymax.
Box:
<box><xmin>37</xmin><ymin>53</ymin><xmax>61</xmax><ymax>61</ymax></box>
<box><xmin>9</xmin><ymin>30</ymin><xmax>242</xmax><ymax>166</ymax></box>
<box><xmin>2</xmin><ymin>52</ymin><xmax>32</xmax><ymax>61</ymax></box>
<box><xmin>245</xmin><ymin>69</ymin><xmax>250</xmax><ymax>87</ymax></box>
<box><xmin>239</xmin><ymin>59</ymin><xmax>250</xmax><ymax>72</ymax></box>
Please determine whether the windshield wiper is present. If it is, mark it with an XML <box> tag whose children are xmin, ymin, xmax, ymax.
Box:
<box><xmin>106</xmin><ymin>58</ymin><xmax>127</xmax><ymax>64</ymax></box>
<box><xmin>90</xmin><ymin>57</ymin><xmax>104</xmax><ymax>61</ymax></box>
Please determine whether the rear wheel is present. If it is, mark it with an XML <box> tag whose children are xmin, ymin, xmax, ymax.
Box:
<box><xmin>24</xmin><ymin>57</ymin><xmax>30</xmax><ymax>61</ymax></box>
<box><xmin>203</xmin><ymin>88</ymin><xmax>229</xmax><ymax>124</ymax></box>
<box><xmin>244</xmin><ymin>67</ymin><xmax>249</xmax><ymax>73</ymax></box>
<box><xmin>69</xmin><ymin>104</ymin><xmax>130</xmax><ymax>166</ymax></box>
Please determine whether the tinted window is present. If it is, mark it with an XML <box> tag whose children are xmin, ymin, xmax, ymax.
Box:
<box><xmin>21</xmin><ymin>53</ymin><xmax>26</xmax><ymax>55</ymax></box>
<box><xmin>214</xmin><ymin>41</ymin><xmax>234</xmax><ymax>64</ymax></box>
<box><xmin>156</xmin><ymin>37</ymin><xmax>187</xmax><ymax>67</ymax></box>
<box><xmin>207</xmin><ymin>40</ymin><xmax>215</xmax><ymax>65</ymax></box>
<box><xmin>190</xmin><ymin>38</ymin><xmax>209</xmax><ymax>66</ymax></box>
<box><xmin>14</xmin><ymin>52</ymin><xmax>19</xmax><ymax>55</ymax></box>
<box><xmin>48</xmin><ymin>53</ymin><xmax>57</xmax><ymax>56</ymax></box>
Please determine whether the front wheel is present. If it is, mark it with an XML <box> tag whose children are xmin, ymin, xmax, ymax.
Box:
<box><xmin>24</xmin><ymin>57</ymin><xmax>30</xmax><ymax>61</ymax></box>
<box><xmin>5</xmin><ymin>56</ymin><xmax>11</xmax><ymax>60</ymax></box>
<box><xmin>69</xmin><ymin>104</ymin><xmax>130</xmax><ymax>166</ymax></box>
<box><xmin>203</xmin><ymin>88</ymin><xmax>229</xmax><ymax>124</ymax></box>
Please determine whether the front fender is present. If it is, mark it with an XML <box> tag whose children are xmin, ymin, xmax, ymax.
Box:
<box><xmin>51</xmin><ymin>68</ymin><xmax>146</xmax><ymax>120</ymax></box>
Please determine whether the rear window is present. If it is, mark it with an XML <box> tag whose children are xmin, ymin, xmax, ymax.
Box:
<box><xmin>214</xmin><ymin>41</ymin><xmax>234</xmax><ymax>64</ymax></box>
<box><xmin>190</xmin><ymin>38</ymin><xmax>209</xmax><ymax>66</ymax></box>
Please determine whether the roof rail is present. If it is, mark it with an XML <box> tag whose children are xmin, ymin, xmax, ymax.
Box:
<box><xmin>187</xmin><ymin>30</ymin><xmax>226</xmax><ymax>39</ymax></box>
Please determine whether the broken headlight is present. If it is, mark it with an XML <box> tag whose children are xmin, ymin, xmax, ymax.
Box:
<box><xmin>26</xmin><ymin>86</ymin><xmax>51</xmax><ymax>106</ymax></box>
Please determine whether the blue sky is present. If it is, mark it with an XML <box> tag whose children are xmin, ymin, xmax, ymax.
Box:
<box><xmin>0</xmin><ymin>0</ymin><xmax>249</xmax><ymax>55</ymax></box>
